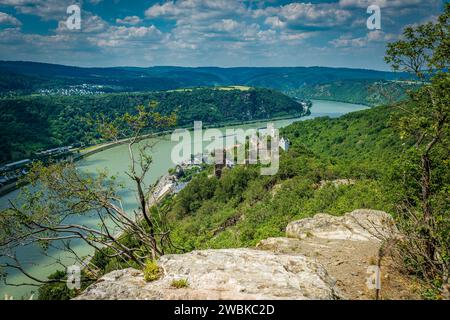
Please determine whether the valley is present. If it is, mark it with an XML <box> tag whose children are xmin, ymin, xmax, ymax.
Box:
<box><xmin>0</xmin><ymin>99</ymin><xmax>367</xmax><ymax>299</ymax></box>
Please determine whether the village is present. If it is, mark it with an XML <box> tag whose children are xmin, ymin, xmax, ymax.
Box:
<box><xmin>0</xmin><ymin>144</ymin><xmax>84</xmax><ymax>194</ymax></box>
<box><xmin>148</xmin><ymin>132</ymin><xmax>290</xmax><ymax>207</ymax></box>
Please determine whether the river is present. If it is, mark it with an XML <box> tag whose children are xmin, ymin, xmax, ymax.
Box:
<box><xmin>0</xmin><ymin>99</ymin><xmax>368</xmax><ymax>298</ymax></box>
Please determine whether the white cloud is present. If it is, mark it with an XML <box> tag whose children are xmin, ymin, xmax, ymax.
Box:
<box><xmin>210</xmin><ymin>19</ymin><xmax>240</xmax><ymax>32</ymax></box>
<box><xmin>0</xmin><ymin>0</ymin><xmax>78</xmax><ymax>20</ymax></box>
<box><xmin>0</xmin><ymin>12</ymin><xmax>21</xmax><ymax>26</ymax></box>
<box><xmin>279</xmin><ymin>32</ymin><xmax>313</xmax><ymax>42</ymax></box>
<box><xmin>338</xmin><ymin>0</ymin><xmax>436</xmax><ymax>8</ymax></box>
<box><xmin>145</xmin><ymin>0</ymin><xmax>247</xmax><ymax>21</ymax></box>
<box><xmin>0</xmin><ymin>0</ymin><xmax>443</xmax><ymax>68</ymax></box>
<box><xmin>367</xmin><ymin>30</ymin><xmax>396</xmax><ymax>42</ymax></box>
<box><xmin>145</xmin><ymin>1</ymin><xmax>182</xmax><ymax>18</ymax></box>
<box><xmin>330</xmin><ymin>30</ymin><xmax>397</xmax><ymax>48</ymax></box>
<box><xmin>56</xmin><ymin>12</ymin><xmax>108</xmax><ymax>33</ymax></box>
<box><xmin>264</xmin><ymin>16</ymin><xmax>286</xmax><ymax>29</ymax></box>
<box><xmin>330</xmin><ymin>35</ymin><xmax>366</xmax><ymax>48</ymax></box>
<box><xmin>256</xmin><ymin>2</ymin><xmax>353</xmax><ymax>29</ymax></box>
<box><xmin>90</xmin><ymin>25</ymin><xmax>163</xmax><ymax>47</ymax></box>
<box><xmin>116</xmin><ymin>15</ymin><xmax>142</xmax><ymax>25</ymax></box>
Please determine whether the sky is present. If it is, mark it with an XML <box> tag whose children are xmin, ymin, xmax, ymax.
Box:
<box><xmin>0</xmin><ymin>0</ymin><xmax>446</xmax><ymax>70</ymax></box>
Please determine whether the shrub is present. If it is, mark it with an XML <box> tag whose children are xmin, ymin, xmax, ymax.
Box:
<box><xmin>171</xmin><ymin>279</ymin><xmax>189</xmax><ymax>288</ymax></box>
<box><xmin>143</xmin><ymin>260</ymin><xmax>161</xmax><ymax>282</ymax></box>
<box><xmin>37</xmin><ymin>270</ymin><xmax>95</xmax><ymax>300</ymax></box>
<box><xmin>38</xmin><ymin>271</ymin><xmax>76</xmax><ymax>300</ymax></box>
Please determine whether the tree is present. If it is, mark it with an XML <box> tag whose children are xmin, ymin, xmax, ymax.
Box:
<box><xmin>385</xmin><ymin>4</ymin><xmax>449</xmax><ymax>296</ymax></box>
<box><xmin>0</xmin><ymin>101</ymin><xmax>176</xmax><ymax>288</ymax></box>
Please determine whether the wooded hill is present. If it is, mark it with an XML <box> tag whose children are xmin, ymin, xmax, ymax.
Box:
<box><xmin>0</xmin><ymin>87</ymin><xmax>307</xmax><ymax>163</ymax></box>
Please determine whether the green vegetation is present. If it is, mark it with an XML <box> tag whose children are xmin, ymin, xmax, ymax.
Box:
<box><xmin>143</xmin><ymin>261</ymin><xmax>161</xmax><ymax>282</ymax></box>
<box><xmin>37</xmin><ymin>270</ymin><xmax>95</xmax><ymax>300</ymax></box>
<box><xmin>30</xmin><ymin>90</ymin><xmax>447</xmax><ymax>299</ymax></box>
<box><xmin>2</xmin><ymin>5</ymin><xmax>448</xmax><ymax>301</ymax></box>
<box><xmin>286</xmin><ymin>79</ymin><xmax>414</xmax><ymax>106</ymax></box>
<box><xmin>0</xmin><ymin>87</ymin><xmax>306</xmax><ymax>163</ymax></box>
<box><xmin>37</xmin><ymin>271</ymin><xmax>75</xmax><ymax>301</ymax></box>
<box><xmin>0</xmin><ymin>61</ymin><xmax>408</xmax><ymax>96</ymax></box>
<box><xmin>1</xmin><ymin>104</ymin><xmax>177</xmax><ymax>299</ymax></box>
<box><xmin>166</xmin><ymin>105</ymin><xmax>402</xmax><ymax>251</ymax></box>
<box><xmin>171</xmin><ymin>279</ymin><xmax>189</xmax><ymax>288</ymax></box>
<box><xmin>33</xmin><ymin>100</ymin><xmax>405</xmax><ymax>299</ymax></box>
<box><xmin>383</xmin><ymin>5</ymin><xmax>449</xmax><ymax>293</ymax></box>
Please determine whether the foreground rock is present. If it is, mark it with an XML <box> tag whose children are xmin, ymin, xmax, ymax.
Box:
<box><xmin>75</xmin><ymin>248</ymin><xmax>342</xmax><ymax>300</ymax></box>
<box><xmin>76</xmin><ymin>209</ymin><xmax>417</xmax><ymax>300</ymax></box>
<box><xmin>258</xmin><ymin>210</ymin><xmax>416</xmax><ymax>300</ymax></box>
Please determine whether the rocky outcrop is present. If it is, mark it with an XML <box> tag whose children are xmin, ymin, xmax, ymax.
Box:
<box><xmin>258</xmin><ymin>210</ymin><xmax>415</xmax><ymax>300</ymax></box>
<box><xmin>76</xmin><ymin>209</ymin><xmax>415</xmax><ymax>300</ymax></box>
<box><xmin>286</xmin><ymin>209</ymin><xmax>395</xmax><ymax>241</ymax></box>
<box><xmin>317</xmin><ymin>179</ymin><xmax>355</xmax><ymax>189</ymax></box>
<box><xmin>75</xmin><ymin>248</ymin><xmax>342</xmax><ymax>300</ymax></box>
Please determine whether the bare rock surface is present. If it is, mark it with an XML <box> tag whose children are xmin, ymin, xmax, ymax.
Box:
<box><xmin>257</xmin><ymin>236</ymin><xmax>380</xmax><ymax>299</ymax></box>
<box><xmin>317</xmin><ymin>179</ymin><xmax>356</xmax><ymax>189</ymax></box>
<box><xmin>76</xmin><ymin>209</ymin><xmax>417</xmax><ymax>300</ymax></box>
<box><xmin>286</xmin><ymin>209</ymin><xmax>394</xmax><ymax>241</ymax></box>
<box><xmin>258</xmin><ymin>210</ymin><xmax>417</xmax><ymax>300</ymax></box>
<box><xmin>75</xmin><ymin>248</ymin><xmax>342</xmax><ymax>300</ymax></box>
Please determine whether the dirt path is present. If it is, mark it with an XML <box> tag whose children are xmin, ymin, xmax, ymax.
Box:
<box><xmin>257</xmin><ymin>236</ymin><xmax>420</xmax><ymax>300</ymax></box>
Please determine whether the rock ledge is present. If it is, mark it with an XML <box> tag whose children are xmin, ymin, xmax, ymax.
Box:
<box><xmin>75</xmin><ymin>248</ymin><xmax>342</xmax><ymax>300</ymax></box>
<box><xmin>75</xmin><ymin>209</ymin><xmax>401</xmax><ymax>300</ymax></box>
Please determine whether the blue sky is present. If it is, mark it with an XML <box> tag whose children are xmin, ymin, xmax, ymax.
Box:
<box><xmin>0</xmin><ymin>0</ymin><xmax>446</xmax><ymax>70</ymax></box>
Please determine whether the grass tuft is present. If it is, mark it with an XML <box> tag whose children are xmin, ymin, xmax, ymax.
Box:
<box><xmin>143</xmin><ymin>260</ymin><xmax>160</xmax><ymax>282</ymax></box>
<box><xmin>171</xmin><ymin>278</ymin><xmax>189</xmax><ymax>288</ymax></box>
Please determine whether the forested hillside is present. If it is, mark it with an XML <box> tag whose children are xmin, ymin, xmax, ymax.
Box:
<box><xmin>36</xmin><ymin>98</ymin><xmax>408</xmax><ymax>300</ymax></box>
<box><xmin>0</xmin><ymin>62</ymin><xmax>412</xmax><ymax>103</ymax></box>
<box><xmin>286</xmin><ymin>79</ymin><xmax>415</xmax><ymax>106</ymax></box>
<box><xmin>165</xmin><ymin>103</ymin><xmax>404</xmax><ymax>251</ymax></box>
<box><xmin>31</xmin><ymin>84</ymin><xmax>450</xmax><ymax>300</ymax></box>
<box><xmin>0</xmin><ymin>87</ymin><xmax>306</xmax><ymax>163</ymax></box>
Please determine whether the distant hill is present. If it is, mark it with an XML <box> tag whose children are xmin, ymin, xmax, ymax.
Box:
<box><xmin>285</xmin><ymin>79</ymin><xmax>416</xmax><ymax>106</ymax></box>
<box><xmin>0</xmin><ymin>87</ymin><xmax>307</xmax><ymax>163</ymax></box>
<box><xmin>0</xmin><ymin>61</ymin><xmax>413</xmax><ymax>101</ymax></box>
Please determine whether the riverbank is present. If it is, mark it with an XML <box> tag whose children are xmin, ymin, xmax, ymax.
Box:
<box><xmin>0</xmin><ymin>111</ymin><xmax>309</xmax><ymax>197</ymax></box>
<box><xmin>77</xmin><ymin>111</ymin><xmax>310</xmax><ymax>159</ymax></box>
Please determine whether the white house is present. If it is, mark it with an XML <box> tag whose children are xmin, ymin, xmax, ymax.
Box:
<box><xmin>279</xmin><ymin>137</ymin><xmax>290</xmax><ymax>151</ymax></box>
